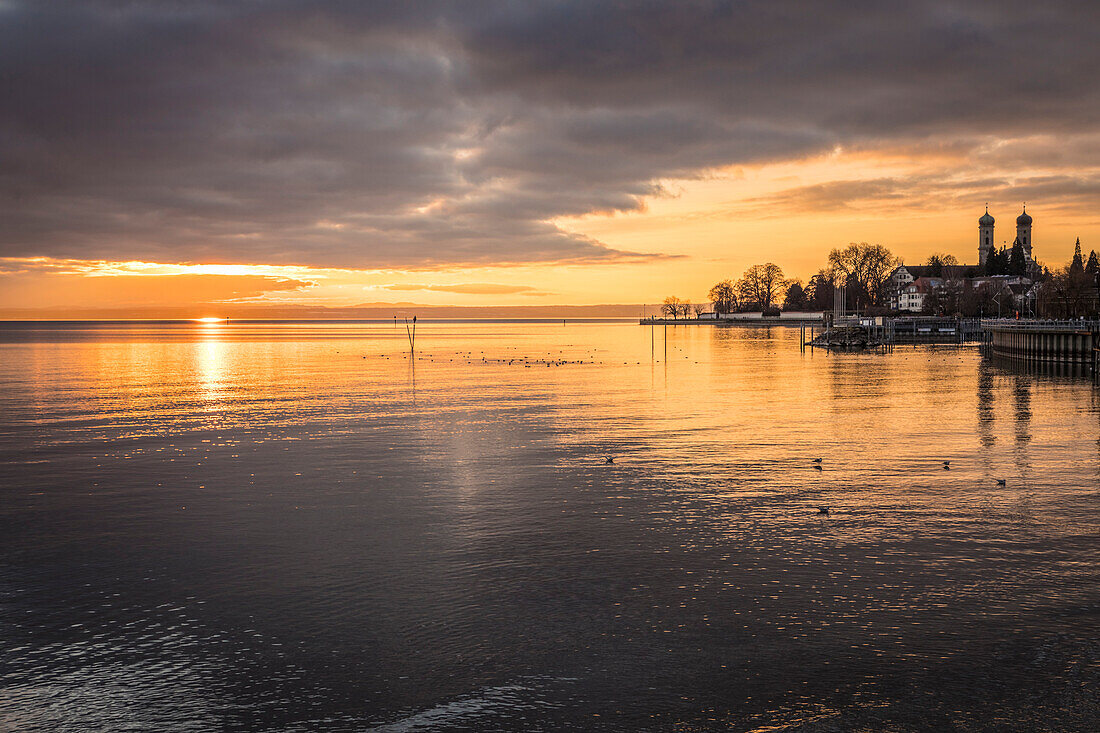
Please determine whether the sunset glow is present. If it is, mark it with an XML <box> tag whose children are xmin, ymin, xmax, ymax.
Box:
<box><xmin>2</xmin><ymin>3</ymin><xmax>1098</xmax><ymax>318</ymax></box>
<box><xmin>7</xmin><ymin>3</ymin><xmax>1100</xmax><ymax>729</ymax></box>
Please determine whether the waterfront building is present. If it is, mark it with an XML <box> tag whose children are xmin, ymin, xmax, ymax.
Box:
<box><xmin>897</xmin><ymin>276</ymin><xmax>943</xmax><ymax>312</ymax></box>
<box><xmin>888</xmin><ymin>206</ymin><xmax>1040</xmax><ymax>311</ymax></box>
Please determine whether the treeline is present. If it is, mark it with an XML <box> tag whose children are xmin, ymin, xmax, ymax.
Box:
<box><xmin>661</xmin><ymin>242</ymin><xmax>899</xmax><ymax>317</ymax></box>
<box><xmin>660</xmin><ymin>238</ymin><xmax>1100</xmax><ymax>319</ymax></box>
<box><xmin>921</xmin><ymin>240</ymin><xmax>1100</xmax><ymax>318</ymax></box>
<box><xmin>1035</xmin><ymin>240</ymin><xmax>1100</xmax><ymax>318</ymax></box>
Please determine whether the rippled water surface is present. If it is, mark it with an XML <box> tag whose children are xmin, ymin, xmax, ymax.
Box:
<box><xmin>2</xmin><ymin>320</ymin><xmax>1099</xmax><ymax>731</ymax></box>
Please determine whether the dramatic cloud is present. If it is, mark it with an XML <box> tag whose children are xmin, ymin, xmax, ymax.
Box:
<box><xmin>2</xmin><ymin>1</ymin><xmax>1099</xmax><ymax>269</ymax></box>
<box><xmin>739</xmin><ymin>173</ymin><xmax>1100</xmax><ymax>216</ymax></box>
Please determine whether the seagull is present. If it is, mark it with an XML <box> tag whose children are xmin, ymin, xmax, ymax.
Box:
<box><xmin>817</xmin><ymin>506</ymin><xmax>830</xmax><ymax>515</ymax></box>
<box><xmin>996</xmin><ymin>479</ymin><xmax>1006</xmax><ymax>486</ymax></box>
<box><xmin>605</xmin><ymin>456</ymin><xmax>615</xmax><ymax>464</ymax></box>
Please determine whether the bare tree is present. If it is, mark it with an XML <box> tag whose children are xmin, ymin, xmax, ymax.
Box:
<box><xmin>736</xmin><ymin>263</ymin><xmax>786</xmax><ymax>311</ymax></box>
<box><xmin>661</xmin><ymin>296</ymin><xmax>683</xmax><ymax>319</ymax></box>
<box><xmin>828</xmin><ymin>243</ymin><xmax>898</xmax><ymax>310</ymax></box>
<box><xmin>1040</xmin><ymin>265</ymin><xmax>1093</xmax><ymax>317</ymax></box>
<box><xmin>708</xmin><ymin>280</ymin><xmax>737</xmax><ymax>314</ymax></box>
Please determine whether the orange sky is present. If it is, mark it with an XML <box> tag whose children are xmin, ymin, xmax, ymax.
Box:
<box><xmin>3</xmin><ymin>149</ymin><xmax>1097</xmax><ymax>318</ymax></box>
<box><xmin>4</xmin><ymin>4</ymin><xmax>1100</xmax><ymax>318</ymax></box>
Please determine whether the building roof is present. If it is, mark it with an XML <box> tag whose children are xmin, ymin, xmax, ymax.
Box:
<box><xmin>1016</xmin><ymin>208</ymin><xmax>1032</xmax><ymax>226</ymax></box>
<box><xmin>979</xmin><ymin>207</ymin><xmax>995</xmax><ymax>226</ymax></box>
<box><xmin>894</xmin><ymin>265</ymin><xmax>936</xmax><ymax>279</ymax></box>
<box><xmin>907</xmin><ymin>277</ymin><xmax>943</xmax><ymax>293</ymax></box>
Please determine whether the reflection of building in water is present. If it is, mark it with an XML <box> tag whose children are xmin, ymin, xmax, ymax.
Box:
<box><xmin>1013</xmin><ymin>375</ymin><xmax>1032</xmax><ymax>474</ymax></box>
<box><xmin>976</xmin><ymin>365</ymin><xmax>995</xmax><ymax>451</ymax></box>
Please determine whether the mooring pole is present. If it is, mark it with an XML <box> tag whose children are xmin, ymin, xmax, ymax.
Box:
<box><xmin>404</xmin><ymin>316</ymin><xmax>416</xmax><ymax>353</ymax></box>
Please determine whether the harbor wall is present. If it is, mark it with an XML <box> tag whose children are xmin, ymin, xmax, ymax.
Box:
<box><xmin>983</xmin><ymin>320</ymin><xmax>1100</xmax><ymax>365</ymax></box>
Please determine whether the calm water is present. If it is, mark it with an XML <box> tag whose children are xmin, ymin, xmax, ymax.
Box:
<box><xmin>2</xmin><ymin>321</ymin><xmax>1099</xmax><ymax>731</ymax></box>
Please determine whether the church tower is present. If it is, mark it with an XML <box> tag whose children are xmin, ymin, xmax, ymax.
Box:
<box><xmin>1016</xmin><ymin>206</ymin><xmax>1033</xmax><ymax>261</ymax></box>
<box><xmin>978</xmin><ymin>205</ymin><xmax>995</xmax><ymax>266</ymax></box>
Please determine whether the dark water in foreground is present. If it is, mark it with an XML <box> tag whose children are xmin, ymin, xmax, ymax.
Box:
<box><xmin>2</xmin><ymin>321</ymin><xmax>1098</xmax><ymax>731</ymax></box>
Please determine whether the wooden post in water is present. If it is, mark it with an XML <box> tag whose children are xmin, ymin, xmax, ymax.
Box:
<box><xmin>404</xmin><ymin>316</ymin><xmax>417</xmax><ymax>352</ymax></box>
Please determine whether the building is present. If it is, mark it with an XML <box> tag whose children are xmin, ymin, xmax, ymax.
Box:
<box><xmin>978</xmin><ymin>205</ymin><xmax>1033</xmax><ymax>267</ymax></box>
<box><xmin>888</xmin><ymin>206</ymin><xmax>1038</xmax><ymax>310</ymax></box>
<box><xmin>888</xmin><ymin>265</ymin><xmax>936</xmax><ymax>309</ymax></box>
<box><xmin>897</xmin><ymin>276</ymin><xmax>943</xmax><ymax>312</ymax></box>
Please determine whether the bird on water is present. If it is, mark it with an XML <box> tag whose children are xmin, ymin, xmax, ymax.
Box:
<box><xmin>812</xmin><ymin>457</ymin><xmax>822</xmax><ymax>463</ymax></box>
<box><xmin>996</xmin><ymin>479</ymin><xmax>1006</xmax><ymax>486</ymax></box>
<box><xmin>817</xmin><ymin>506</ymin><xmax>830</xmax><ymax>515</ymax></box>
<box><xmin>605</xmin><ymin>456</ymin><xmax>615</xmax><ymax>464</ymax></box>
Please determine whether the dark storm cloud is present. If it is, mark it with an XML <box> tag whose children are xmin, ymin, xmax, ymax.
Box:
<box><xmin>2</xmin><ymin>1</ymin><xmax>1099</xmax><ymax>268</ymax></box>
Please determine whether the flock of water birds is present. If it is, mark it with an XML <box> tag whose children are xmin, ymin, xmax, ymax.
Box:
<box><xmin>368</xmin><ymin>345</ymin><xmax>702</xmax><ymax>368</ymax></box>
<box><xmin>603</xmin><ymin>454</ymin><xmax>1011</xmax><ymax>517</ymax></box>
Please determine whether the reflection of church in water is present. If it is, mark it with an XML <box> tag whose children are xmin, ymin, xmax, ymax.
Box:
<box><xmin>977</xmin><ymin>205</ymin><xmax>1034</xmax><ymax>267</ymax></box>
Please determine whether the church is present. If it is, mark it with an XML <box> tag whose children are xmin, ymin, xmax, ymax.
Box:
<box><xmin>887</xmin><ymin>206</ymin><xmax>1038</xmax><ymax>312</ymax></box>
<box><xmin>977</xmin><ymin>206</ymin><xmax>1034</xmax><ymax>267</ymax></box>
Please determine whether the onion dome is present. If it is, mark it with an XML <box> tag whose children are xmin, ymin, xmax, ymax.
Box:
<box><xmin>1016</xmin><ymin>206</ymin><xmax>1032</xmax><ymax>226</ymax></box>
<box><xmin>978</xmin><ymin>207</ymin><xmax>994</xmax><ymax>226</ymax></box>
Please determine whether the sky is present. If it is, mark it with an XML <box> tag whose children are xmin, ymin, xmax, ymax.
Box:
<box><xmin>3</xmin><ymin>0</ymin><xmax>1100</xmax><ymax>316</ymax></box>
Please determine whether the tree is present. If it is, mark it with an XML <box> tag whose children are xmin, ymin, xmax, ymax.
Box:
<box><xmin>984</xmin><ymin>245</ymin><xmax>1010</xmax><ymax>276</ymax></box>
<box><xmin>1086</xmin><ymin>249</ymin><xmax>1099</xmax><ymax>280</ymax></box>
<box><xmin>1039</xmin><ymin>258</ymin><xmax>1094</xmax><ymax>318</ymax></box>
<box><xmin>1070</xmin><ymin>238</ymin><xmax>1085</xmax><ymax>278</ymax></box>
<box><xmin>708</xmin><ymin>280</ymin><xmax>737</xmax><ymax>315</ymax></box>
<box><xmin>983</xmin><ymin>245</ymin><xmax>1001</xmax><ymax>276</ymax></box>
<box><xmin>925</xmin><ymin>253</ymin><xmax>958</xmax><ymax>278</ymax></box>
<box><xmin>827</xmin><ymin>243</ymin><xmax>898</xmax><ymax>310</ymax></box>
<box><xmin>736</xmin><ymin>263</ymin><xmax>786</xmax><ymax>311</ymax></box>
<box><xmin>806</xmin><ymin>269</ymin><xmax>835</xmax><ymax>311</ymax></box>
<box><xmin>692</xmin><ymin>302</ymin><xmax>707</xmax><ymax>317</ymax></box>
<box><xmin>661</xmin><ymin>296</ymin><xmax>682</xmax><ymax>319</ymax></box>
<box><xmin>958</xmin><ymin>280</ymin><xmax>1002</xmax><ymax>317</ymax></box>
<box><xmin>1008</xmin><ymin>240</ymin><xmax>1028</xmax><ymax>277</ymax></box>
<box><xmin>782</xmin><ymin>280</ymin><xmax>807</xmax><ymax>311</ymax></box>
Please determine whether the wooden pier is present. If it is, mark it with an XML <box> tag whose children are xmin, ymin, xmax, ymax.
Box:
<box><xmin>803</xmin><ymin>315</ymin><xmax>981</xmax><ymax>351</ymax></box>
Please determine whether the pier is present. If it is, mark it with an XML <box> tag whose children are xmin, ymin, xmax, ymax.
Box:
<box><xmin>982</xmin><ymin>319</ymin><xmax>1100</xmax><ymax>367</ymax></box>
<box><xmin>803</xmin><ymin>315</ymin><xmax>983</xmax><ymax>351</ymax></box>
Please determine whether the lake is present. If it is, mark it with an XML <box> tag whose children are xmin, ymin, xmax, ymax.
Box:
<box><xmin>2</xmin><ymin>320</ymin><xmax>1098</xmax><ymax>731</ymax></box>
